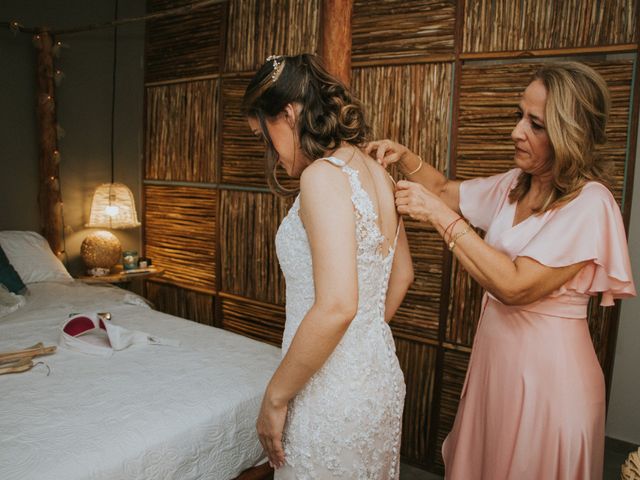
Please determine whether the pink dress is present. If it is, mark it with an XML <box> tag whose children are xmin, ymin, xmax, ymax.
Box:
<box><xmin>442</xmin><ymin>168</ymin><xmax>636</xmax><ymax>480</ymax></box>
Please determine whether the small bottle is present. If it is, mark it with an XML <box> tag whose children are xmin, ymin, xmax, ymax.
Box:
<box><xmin>122</xmin><ymin>250</ymin><xmax>138</xmax><ymax>270</ymax></box>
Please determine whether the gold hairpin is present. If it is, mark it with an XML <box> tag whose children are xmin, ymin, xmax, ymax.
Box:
<box><xmin>266</xmin><ymin>55</ymin><xmax>283</xmax><ymax>83</ymax></box>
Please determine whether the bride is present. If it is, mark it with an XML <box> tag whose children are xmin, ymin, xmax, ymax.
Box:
<box><xmin>243</xmin><ymin>53</ymin><xmax>413</xmax><ymax>479</ymax></box>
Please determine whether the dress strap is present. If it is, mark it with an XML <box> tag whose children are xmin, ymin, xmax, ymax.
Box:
<box><xmin>319</xmin><ymin>156</ymin><xmax>347</xmax><ymax>168</ymax></box>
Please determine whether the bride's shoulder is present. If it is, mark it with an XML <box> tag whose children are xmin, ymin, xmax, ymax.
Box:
<box><xmin>299</xmin><ymin>159</ymin><xmax>352</xmax><ymax>205</ymax></box>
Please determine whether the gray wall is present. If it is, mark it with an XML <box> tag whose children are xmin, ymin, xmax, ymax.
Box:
<box><xmin>606</xmin><ymin>118</ymin><xmax>640</xmax><ymax>445</ymax></box>
<box><xmin>1</xmin><ymin>0</ymin><xmax>638</xmax><ymax>446</ymax></box>
<box><xmin>0</xmin><ymin>0</ymin><xmax>145</xmax><ymax>276</ymax></box>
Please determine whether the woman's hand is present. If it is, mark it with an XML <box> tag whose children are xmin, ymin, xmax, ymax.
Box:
<box><xmin>364</xmin><ymin>139</ymin><xmax>413</xmax><ymax>169</ymax></box>
<box><xmin>395</xmin><ymin>180</ymin><xmax>448</xmax><ymax>223</ymax></box>
<box><xmin>256</xmin><ymin>390</ymin><xmax>288</xmax><ymax>469</ymax></box>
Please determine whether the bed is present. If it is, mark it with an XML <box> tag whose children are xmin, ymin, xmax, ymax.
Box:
<box><xmin>0</xmin><ymin>232</ymin><xmax>281</xmax><ymax>480</ymax></box>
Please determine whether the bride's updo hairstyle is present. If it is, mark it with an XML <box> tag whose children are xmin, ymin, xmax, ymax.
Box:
<box><xmin>243</xmin><ymin>53</ymin><xmax>370</xmax><ymax>195</ymax></box>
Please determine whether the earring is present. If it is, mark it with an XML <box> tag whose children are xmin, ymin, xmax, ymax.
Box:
<box><xmin>271</xmin><ymin>161</ymin><xmax>297</xmax><ymax>194</ymax></box>
<box><xmin>291</xmin><ymin>128</ymin><xmax>297</xmax><ymax>173</ymax></box>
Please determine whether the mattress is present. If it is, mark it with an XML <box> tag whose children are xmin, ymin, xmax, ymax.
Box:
<box><xmin>0</xmin><ymin>281</ymin><xmax>281</xmax><ymax>480</ymax></box>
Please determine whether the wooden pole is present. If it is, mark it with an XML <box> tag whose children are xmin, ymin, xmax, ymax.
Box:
<box><xmin>320</xmin><ymin>0</ymin><xmax>353</xmax><ymax>86</ymax></box>
<box><xmin>34</xmin><ymin>31</ymin><xmax>63</xmax><ymax>257</ymax></box>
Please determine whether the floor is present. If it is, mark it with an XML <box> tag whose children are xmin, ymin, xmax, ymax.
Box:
<box><xmin>399</xmin><ymin>437</ymin><xmax>640</xmax><ymax>479</ymax></box>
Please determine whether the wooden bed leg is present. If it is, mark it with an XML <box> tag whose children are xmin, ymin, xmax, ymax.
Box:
<box><xmin>233</xmin><ymin>462</ymin><xmax>274</xmax><ymax>480</ymax></box>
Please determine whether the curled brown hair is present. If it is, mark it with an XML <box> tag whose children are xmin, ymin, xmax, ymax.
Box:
<box><xmin>242</xmin><ymin>53</ymin><xmax>370</xmax><ymax>195</ymax></box>
<box><xmin>508</xmin><ymin>62</ymin><xmax>612</xmax><ymax>211</ymax></box>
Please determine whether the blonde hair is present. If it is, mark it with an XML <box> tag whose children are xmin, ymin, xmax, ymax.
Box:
<box><xmin>508</xmin><ymin>62</ymin><xmax>612</xmax><ymax>211</ymax></box>
<box><xmin>243</xmin><ymin>54</ymin><xmax>369</xmax><ymax>196</ymax></box>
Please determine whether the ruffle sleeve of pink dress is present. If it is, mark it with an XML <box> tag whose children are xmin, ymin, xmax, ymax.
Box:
<box><xmin>442</xmin><ymin>168</ymin><xmax>636</xmax><ymax>480</ymax></box>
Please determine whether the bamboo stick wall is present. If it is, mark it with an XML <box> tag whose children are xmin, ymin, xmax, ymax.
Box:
<box><xmin>143</xmin><ymin>0</ymin><xmax>639</xmax><ymax>475</ymax></box>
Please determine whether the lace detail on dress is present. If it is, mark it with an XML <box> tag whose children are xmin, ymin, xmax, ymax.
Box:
<box><xmin>274</xmin><ymin>156</ymin><xmax>406</xmax><ymax>480</ymax></box>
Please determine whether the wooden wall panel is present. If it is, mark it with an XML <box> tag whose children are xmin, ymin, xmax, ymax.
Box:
<box><xmin>219</xmin><ymin>190</ymin><xmax>291</xmax><ymax>304</ymax></box>
<box><xmin>220</xmin><ymin>75</ymin><xmax>299</xmax><ymax>189</ymax></box>
<box><xmin>456</xmin><ymin>60</ymin><xmax>634</xmax><ymax>203</ymax></box>
<box><xmin>352</xmin><ymin>63</ymin><xmax>453</xmax><ymax>175</ymax></box>
<box><xmin>221</xmin><ymin>295</ymin><xmax>286</xmax><ymax>347</ymax></box>
<box><xmin>144</xmin><ymin>185</ymin><xmax>217</xmax><ymax>292</ymax></box>
<box><xmin>588</xmin><ymin>298</ymin><xmax>620</xmax><ymax>372</ymax></box>
<box><xmin>463</xmin><ymin>0</ymin><xmax>638</xmax><ymax>53</ymax></box>
<box><xmin>145</xmin><ymin>80</ymin><xmax>219</xmax><ymax>183</ymax></box>
<box><xmin>395</xmin><ymin>338</ymin><xmax>439</xmax><ymax>465</ymax></box>
<box><xmin>445</xmin><ymin>253</ymin><xmax>484</xmax><ymax>347</ymax></box>
<box><xmin>433</xmin><ymin>348</ymin><xmax>470</xmax><ymax>470</ymax></box>
<box><xmin>391</xmin><ymin>222</ymin><xmax>443</xmax><ymax>343</ymax></box>
<box><xmin>145</xmin><ymin>281</ymin><xmax>215</xmax><ymax>325</ymax></box>
<box><xmin>146</xmin><ymin>0</ymin><xmax>224</xmax><ymax>83</ymax></box>
<box><xmin>225</xmin><ymin>0</ymin><xmax>321</xmax><ymax>72</ymax></box>
<box><xmin>221</xmin><ymin>74</ymin><xmax>265</xmax><ymax>186</ymax></box>
<box><xmin>352</xmin><ymin>0</ymin><xmax>456</xmax><ymax>64</ymax></box>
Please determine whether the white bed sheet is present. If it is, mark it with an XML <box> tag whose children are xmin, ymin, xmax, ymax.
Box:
<box><xmin>0</xmin><ymin>281</ymin><xmax>281</xmax><ymax>480</ymax></box>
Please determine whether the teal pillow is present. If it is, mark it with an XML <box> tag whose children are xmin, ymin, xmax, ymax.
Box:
<box><xmin>0</xmin><ymin>246</ymin><xmax>26</xmax><ymax>294</ymax></box>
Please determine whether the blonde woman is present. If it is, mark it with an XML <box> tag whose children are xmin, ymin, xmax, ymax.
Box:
<box><xmin>368</xmin><ymin>62</ymin><xmax>636</xmax><ymax>479</ymax></box>
<box><xmin>243</xmin><ymin>54</ymin><xmax>413</xmax><ymax>478</ymax></box>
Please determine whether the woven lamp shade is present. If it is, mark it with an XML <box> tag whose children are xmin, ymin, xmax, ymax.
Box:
<box><xmin>86</xmin><ymin>183</ymin><xmax>141</xmax><ymax>229</ymax></box>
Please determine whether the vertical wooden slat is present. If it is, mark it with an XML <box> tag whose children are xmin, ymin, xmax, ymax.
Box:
<box><xmin>320</xmin><ymin>0</ymin><xmax>353</xmax><ymax>85</ymax></box>
<box><xmin>394</xmin><ymin>339</ymin><xmax>439</xmax><ymax>467</ymax></box>
<box><xmin>225</xmin><ymin>0</ymin><xmax>321</xmax><ymax>72</ymax></box>
<box><xmin>145</xmin><ymin>0</ymin><xmax>225</xmax><ymax>83</ymax></box>
<box><xmin>219</xmin><ymin>190</ymin><xmax>292</xmax><ymax>304</ymax></box>
<box><xmin>145</xmin><ymin>80</ymin><xmax>219</xmax><ymax>183</ymax></box>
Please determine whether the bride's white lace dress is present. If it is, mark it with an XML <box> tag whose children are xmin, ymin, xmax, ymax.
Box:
<box><xmin>274</xmin><ymin>156</ymin><xmax>406</xmax><ymax>479</ymax></box>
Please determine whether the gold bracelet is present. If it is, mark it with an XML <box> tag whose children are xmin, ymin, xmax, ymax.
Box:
<box><xmin>405</xmin><ymin>156</ymin><xmax>423</xmax><ymax>176</ymax></box>
<box><xmin>448</xmin><ymin>226</ymin><xmax>470</xmax><ymax>251</ymax></box>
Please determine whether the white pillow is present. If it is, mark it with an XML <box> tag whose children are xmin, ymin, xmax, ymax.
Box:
<box><xmin>0</xmin><ymin>231</ymin><xmax>72</xmax><ymax>284</ymax></box>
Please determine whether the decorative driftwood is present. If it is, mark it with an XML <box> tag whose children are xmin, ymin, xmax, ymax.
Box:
<box><xmin>463</xmin><ymin>0</ymin><xmax>638</xmax><ymax>53</ymax></box>
<box><xmin>622</xmin><ymin>448</ymin><xmax>640</xmax><ymax>480</ymax></box>
<box><xmin>144</xmin><ymin>185</ymin><xmax>217</xmax><ymax>293</ymax></box>
<box><xmin>146</xmin><ymin>0</ymin><xmax>225</xmax><ymax>83</ymax></box>
<box><xmin>0</xmin><ymin>342</ymin><xmax>56</xmax><ymax>363</ymax></box>
<box><xmin>0</xmin><ymin>342</ymin><xmax>56</xmax><ymax>375</ymax></box>
<box><xmin>352</xmin><ymin>0</ymin><xmax>456</xmax><ymax>64</ymax></box>
<box><xmin>320</xmin><ymin>0</ymin><xmax>353</xmax><ymax>85</ymax></box>
<box><xmin>34</xmin><ymin>31</ymin><xmax>63</xmax><ymax>257</ymax></box>
<box><xmin>145</xmin><ymin>80</ymin><xmax>219</xmax><ymax>183</ymax></box>
<box><xmin>0</xmin><ymin>358</ymin><xmax>35</xmax><ymax>375</ymax></box>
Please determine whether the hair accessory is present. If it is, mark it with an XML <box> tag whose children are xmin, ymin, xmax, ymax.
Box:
<box><xmin>266</xmin><ymin>55</ymin><xmax>283</xmax><ymax>83</ymax></box>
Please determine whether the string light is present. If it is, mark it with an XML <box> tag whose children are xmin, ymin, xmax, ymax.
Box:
<box><xmin>54</xmin><ymin>69</ymin><xmax>65</xmax><ymax>86</ymax></box>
